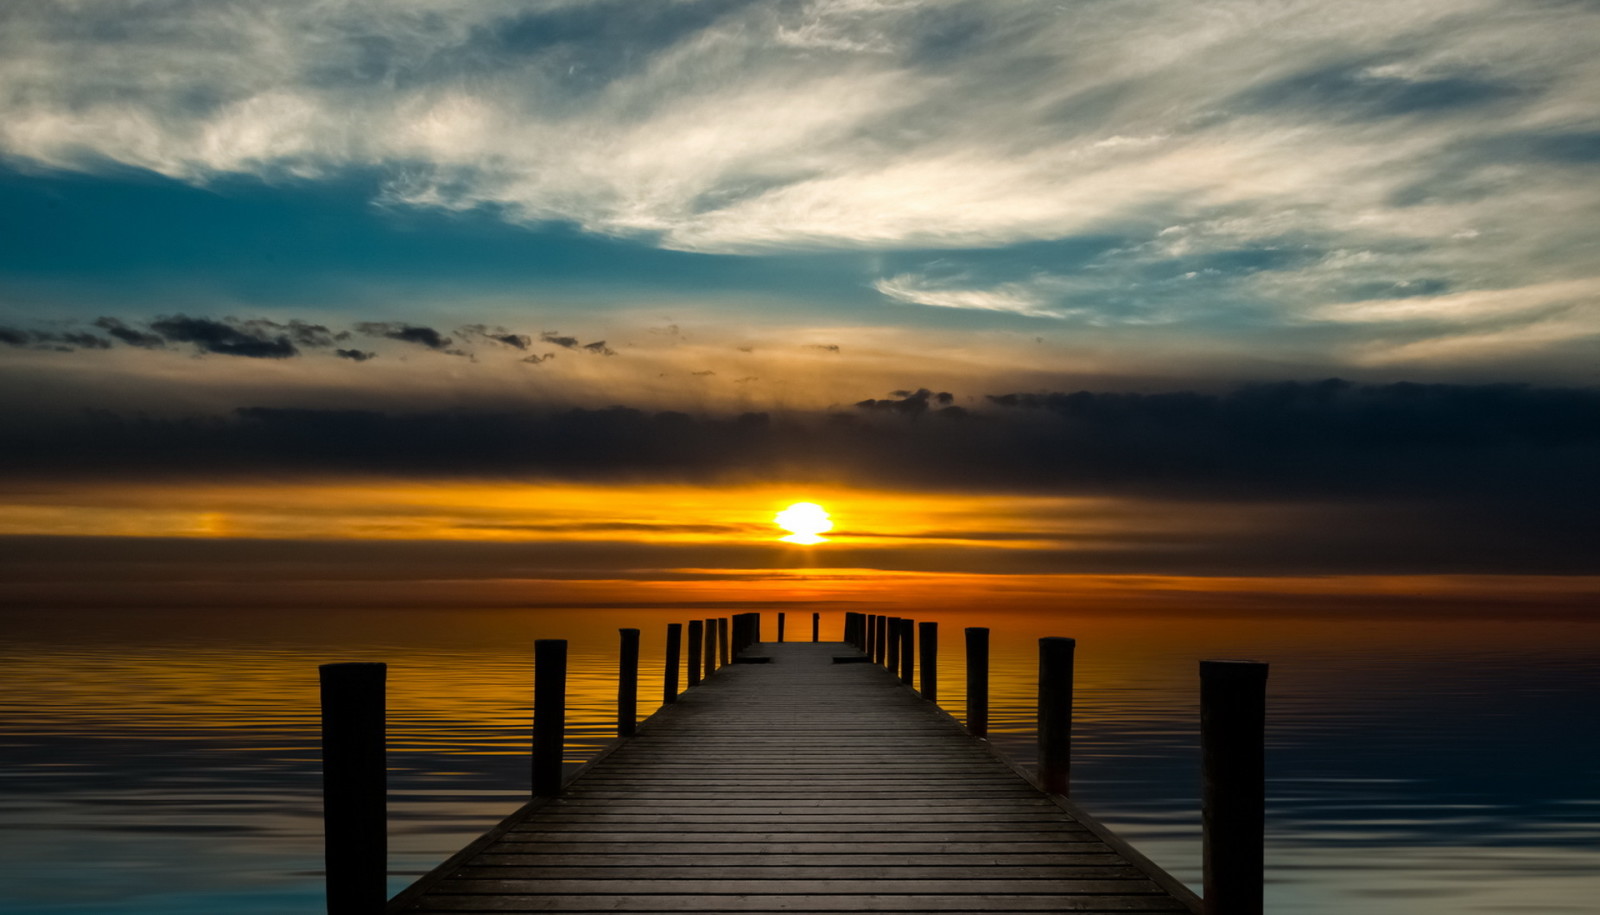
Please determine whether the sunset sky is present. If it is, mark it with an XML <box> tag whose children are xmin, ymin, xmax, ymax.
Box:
<box><xmin>2</xmin><ymin>0</ymin><xmax>1597</xmax><ymax>614</ymax></box>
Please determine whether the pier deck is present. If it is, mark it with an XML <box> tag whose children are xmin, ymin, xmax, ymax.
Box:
<box><xmin>387</xmin><ymin>641</ymin><xmax>1199</xmax><ymax>914</ymax></box>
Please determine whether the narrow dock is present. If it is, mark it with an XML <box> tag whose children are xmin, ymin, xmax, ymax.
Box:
<box><xmin>385</xmin><ymin>642</ymin><xmax>1199</xmax><ymax>914</ymax></box>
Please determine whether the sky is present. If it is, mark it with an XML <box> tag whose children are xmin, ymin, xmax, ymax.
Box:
<box><xmin>1</xmin><ymin>0</ymin><xmax>1598</xmax><ymax>613</ymax></box>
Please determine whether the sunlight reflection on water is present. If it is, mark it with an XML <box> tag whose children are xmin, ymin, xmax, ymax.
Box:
<box><xmin>2</xmin><ymin>607</ymin><xmax>1597</xmax><ymax>913</ymax></box>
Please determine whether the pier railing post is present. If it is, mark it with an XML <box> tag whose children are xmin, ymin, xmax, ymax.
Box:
<box><xmin>532</xmin><ymin>639</ymin><xmax>567</xmax><ymax>797</ymax></box>
<box><xmin>319</xmin><ymin>662</ymin><xmax>386</xmax><ymax>915</ymax></box>
<box><xmin>899</xmin><ymin>618</ymin><xmax>914</xmax><ymax>684</ymax></box>
<box><xmin>813</xmin><ymin>611</ymin><xmax>820</xmax><ymax>642</ymax></box>
<box><xmin>664</xmin><ymin>623</ymin><xmax>682</xmax><ymax>704</ymax></box>
<box><xmin>875</xmin><ymin>615</ymin><xmax>888</xmax><ymax>665</ymax></box>
<box><xmin>1038</xmin><ymin>636</ymin><xmax>1076</xmax><ymax>796</ymax></box>
<box><xmin>618</xmin><ymin>628</ymin><xmax>639</xmax><ymax>738</ymax></box>
<box><xmin>703</xmin><ymin>618</ymin><xmax>716</xmax><ymax>679</ymax></box>
<box><xmin>778</xmin><ymin>612</ymin><xmax>786</xmax><ymax>643</ymax></box>
<box><xmin>885</xmin><ymin>617</ymin><xmax>901</xmax><ymax>671</ymax></box>
<box><xmin>863</xmin><ymin>613</ymin><xmax>873</xmax><ymax>655</ymax></box>
<box><xmin>1201</xmin><ymin>659</ymin><xmax>1268</xmax><ymax>915</ymax></box>
<box><xmin>918</xmin><ymin>621</ymin><xmax>938</xmax><ymax>701</ymax></box>
<box><xmin>718</xmin><ymin>617</ymin><xmax>729</xmax><ymax>667</ymax></box>
<box><xmin>965</xmin><ymin>627</ymin><xmax>989</xmax><ymax>738</ymax></box>
<box><xmin>687</xmin><ymin>620</ymin><xmax>703</xmax><ymax>687</ymax></box>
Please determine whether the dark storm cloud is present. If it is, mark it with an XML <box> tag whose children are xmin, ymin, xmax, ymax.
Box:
<box><xmin>335</xmin><ymin>348</ymin><xmax>375</xmax><ymax>362</ymax></box>
<box><xmin>148</xmin><ymin>315</ymin><xmax>299</xmax><ymax>359</ymax></box>
<box><xmin>355</xmin><ymin>321</ymin><xmax>453</xmax><ymax>350</ymax></box>
<box><xmin>93</xmin><ymin>317</ymin><xmax>164</xmax><ymax>348</ymax></box>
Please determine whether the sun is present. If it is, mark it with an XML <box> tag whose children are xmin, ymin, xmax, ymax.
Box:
<box><xmin>775</xmin><ymin>502</ymin><xmax>833</xmax><ymax>545</ymax></box>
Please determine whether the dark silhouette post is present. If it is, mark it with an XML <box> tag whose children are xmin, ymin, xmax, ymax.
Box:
<box><xmin>874</xmin><ymin>615</ymin><xmax>888</xmax><ymax>664</ymax></box>
<box><xmin>898</xmin><ymin>618</ymin><xmax>914</xmax><ymax>684</ymax></box>
<box><xmin>1201</xmin><ymin>659</ymin><xmax>1269</xmax><ymax>915</ymax></box>
<box><xmin>718</xmin><ymin>617</ymin><xmax>729</xmax><ymax>667</ymax></box>
<box><xmin>687</xmin><ymin>620</ymin><xmax>703</xmax><ymax>687</ymax></box>
<box><xmin>319</xmin><ymin>662</ymin><xmax>386</xmax><ymax>915</ymax></box>
<box><xmin>918</xmin><ymin>621</ymin><xmax>938</xmax><ymax>701</ymax></box>
<box><xmin>663</xmin><ymin>623</ymin><xmax>682</xmax><ymax>704</ymax></box>
<box><xmin>965</xmin><ymin>627</ymin><xmax>989</xmax><ymax>738</ymax></box>
<box><xmin>703</xmin><ymin>618</ymin><xmax>716</xmax><ymax>679</ymax></box>
<box><xmin>1038</xmin><ymin>637</ymin><xmax>1075</xmax><ymax>795</ymax></box>
<box><xmin>885</xmin><ymin>617</ymin><xmax>901</xmax><ymax>671</ymax></box>
<box><xmin>813</xmin><ymin>611</ymin><xmax>821</xmax><ymax>642</ymax></box>
<box><xmin>532</xmin><ymin>639</ymin><xmax>567</xmax><ymax>797</ymax></box>
<box><xmin>618</xmin><ymin>628</ymin><xmax>639</xmax><ymax>737</ymax></box>
<box><xmin>778</xmin><ymin>612</ymin><xmax>786</xmax><ymax>642</ymax></box>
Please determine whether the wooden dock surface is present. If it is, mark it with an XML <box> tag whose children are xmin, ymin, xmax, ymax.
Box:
<box><xmin>389</xmin><ymin>641</ymin><xmax>1200</xmax><ymax>914</ymax></box>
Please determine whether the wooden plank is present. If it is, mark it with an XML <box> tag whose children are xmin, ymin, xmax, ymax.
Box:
<box><xmin>390</xmin><ymin>642</ymin><xmax>1199</xmax><ymax>915</ymax></box>
<box><xmin>407</xmin><ymin>895</ymin><xmax>1190</xmax><ymax>912</ymax></box>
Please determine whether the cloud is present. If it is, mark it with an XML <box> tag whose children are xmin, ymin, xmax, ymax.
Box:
<box><xmin>583</xmin><ymin>340</ymin><xmax>616</xmax><ymax>356</ymax></box>
<box><xmin>540</xmin><ymin>332</ymin><xmax>581</xmax><ymax>350</ymax></box>
<box><xmin>0</xmin><ymin>326</ymin><xmax>112</xmax><ymax>351</ymax></box>
<box><xmin>336</xmin><ymin>348</ymin><xmax>376</xmax><ymax>362</ymax></box>
<box><xmin>148</xmin><ymin>315</ymin><xmax>299</xmax><ymax>359</ymax></box>
<box><xmin>355</xmin><ymin>321</ymin><xmax>454</xmax><ymax>350</ymax></box>
<box><xmin>93</xmin><ymin>317</ymin><xmax>164</xmax><ymax>349</ymax></box>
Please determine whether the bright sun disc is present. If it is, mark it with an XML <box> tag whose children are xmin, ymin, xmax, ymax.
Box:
<box><xmin>775</xmin><ymin>502</ymin><xmax>832</xmax><ymax>545</ymax></box>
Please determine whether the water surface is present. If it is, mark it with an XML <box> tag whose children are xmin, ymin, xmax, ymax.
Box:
<box><xmin>3</xmin><ymin>606</ymin><xmax>1597</xmax><ymax>913</ymax></box>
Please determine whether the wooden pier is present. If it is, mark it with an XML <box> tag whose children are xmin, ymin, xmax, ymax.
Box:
<box><xmin>320</xmin><ymin>613</ymin><xmax>1266</xmax><ymax>915</ymax></box>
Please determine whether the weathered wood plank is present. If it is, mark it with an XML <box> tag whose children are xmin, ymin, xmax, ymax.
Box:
<box><xmin>407</xmin><ymin>895</ymin><xmax>1190</xmax><ymax>912</ymax></box>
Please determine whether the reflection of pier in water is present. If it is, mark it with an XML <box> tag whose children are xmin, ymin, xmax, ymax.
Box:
<box><xmin>319</xmin><ymin>612</ymin><xmax>1266</xmax><ymax>915</ymax></box>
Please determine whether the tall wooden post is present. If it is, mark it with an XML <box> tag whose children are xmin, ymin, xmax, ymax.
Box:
<box><xmin>1038</xmin><ymin>637</ymin><xmax>1075</xmax><ymax>796</ymax></box>
<box><xmin>687</xmin><ymin>620</ymin><xmax>703</xmax><ymax>687</ymax></box>
<box><xmin>778</xmin><ymin>612</ymin><xmax>786</xmax><ymax>642</ymax></box>
<box><xmin>703</xmin><ymin>618</ymin><xmax>716</xmax><ymax>679</ymax></box>
<box><xmin>918</xmin><ymin>621</ymin><xmax>938</xmax><ymax>701</ymax></box>
<box><xmin>320</xmin><ymin>662</ymin><xmax>386</xmax><ymax>915</ymax></box>
<box><xmin>532</xmin><ymin>639</ymin><xmax>567</xmax><ymax>797</ymax></box>
<box><xmin>718</xmin><ymin>617</ymin><xmax>730</xmax><ymax>667</ymax></box>
<box><xmin>898</xmin><ymin>618</ymin><xmax>914</xmax><ymax>684</ymax></box>
<box><xmin>663</xmin><ymin>623</ymin><xmax>682</xmax><ymax>704</ymax></box>
<box><xmin>1201</xmin><ymin>659</ymin><xmax>1268</xmax><ymax>915</ymax></box>
<box><xmin>618</xmin><ymin>628</ymin><xmax>639</xmax><ymax>737</ymax></box>
<box><xmin>752</xmin><ymin>613</ymin><xmax>762</xmax><ymax>644</ymax></box>
<box><xmin>965</xmin><ymin>627</ymin><xmax>989</xmax><ymax>738</ymax></box>
<box><xmin>885</xmin><ymin>617</ymin><xmax>901</xmax><ymax>671</ymax></box>
<box><xmin>813</xmin><ymin>611</ymin><xmax>821</xmax><ymax>642</ymax></box>
<box><xmin>875</xmin><ymin>615</ymin><xmax>888</xmax><ymax>665</ymax></box>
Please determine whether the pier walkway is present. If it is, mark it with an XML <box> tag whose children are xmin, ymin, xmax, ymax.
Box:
<box><xmin>385</xmin><ymin>641</ymin><xmax>1200</xmax><ymax>914</ymax></box>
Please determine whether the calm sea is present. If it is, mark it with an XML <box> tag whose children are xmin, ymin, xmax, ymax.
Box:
<box><xmin>3</xmin><ymin>606</ymin><xmax>1598</xmax><ymax>913</ymax></box>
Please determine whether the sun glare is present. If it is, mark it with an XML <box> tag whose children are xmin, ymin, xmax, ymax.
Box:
<box><xmin>775</xmin><ymin>502</ymin><xmax>833</xmax><ymax>545</ymax></box>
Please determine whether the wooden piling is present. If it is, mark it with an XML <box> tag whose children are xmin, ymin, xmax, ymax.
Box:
<box><xmin>617</xmin><ymin>628</ymin><xmax>639</xmax><ymax>738</ymax></box>
<box><xmin>885</xmin><ymin>617</ymin><xmax>901</xmax><ymax>671</ymax></box>
<box><xmin>965</xmin><ymin>627</ymin><xmax>989</xmax><ymax>739</ymax></box>
<box><xmin>813</xmin><ymin>611</ymin><xmax>821</xmax><ymax>642</ymax></box>
<box><xmin>703</xmin><ymin>618</ymin><xmax>716</xmax><ymax>679</ymax></box>
<box><xmin>718</xmin><ymin>617</ymin><xmax>729</xmax><ymax>667</ymax></box>
<box><xmin>874</xmin><ymin>614</ymin><xmax>887</xmax><ymax>665</ymax></box>
<box><xmin>687</xmin><ymin>620</ymin><xmax>703</xmax><ymax>687</ymax></box>
<box><xmin>778</xmin><ymin>611</ymin><xmax>786</xmax><ymax>643</ymax></box>
<box><xmin>532</xmin><ymin>639</ymin><xmax>567</xmax><ymax>797</ymax></box>
<box><xmin>918</xmin><ymin>621</ymin><xmax>938</xmax><ymax>701</ymax></box>
<box><xmin>863</xmin><ymin>613</ymin><xmax>874</xmax><ymax>656</ymax></box>
<box><xmin>1201</xmin><ymin>659</ymin><xmax>1269</xmax><ymax>915</ymax></box>
<box><xmin>898</xmin><ymin>618</ymin><xmax>914</xmax><ymax>684</ymax></box>
<box><xmin>663</xmin><ymin>623</ymin><xmax>682</xmax><ymax>704</ymax></box>
<box><xmin>1038</xmin><ymin>636</ymin><xmax>1076</xmax><ymax>796</ymax></box>
<box><xmin>319</xmin><ymin>661</ymin><xmax>386</xmax><ymax>915</ymax></box>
